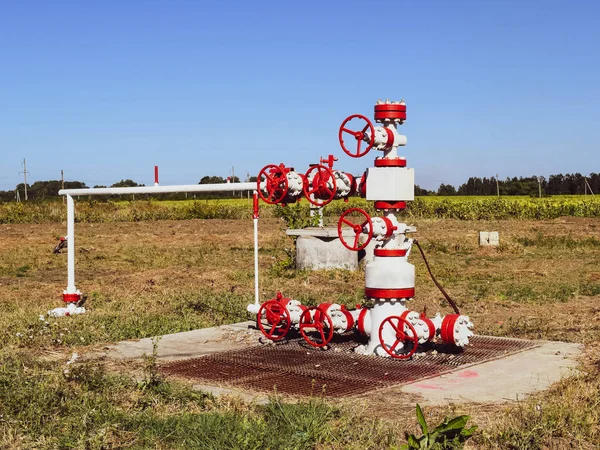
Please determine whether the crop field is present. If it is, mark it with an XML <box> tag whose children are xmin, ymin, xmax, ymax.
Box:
<box><xmin>2</xmin><ymin>194</ymin><xmax>600</xmax><ymax>225</ymax></box>
<box><xmin>0</xmin><ymin>209</ymin><xmax>599</xmax><ymax>448</ymax></box>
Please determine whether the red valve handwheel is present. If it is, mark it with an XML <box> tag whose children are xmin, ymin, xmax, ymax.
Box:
<box><xmin>257</xmin><ymin>164</ymin><xmax>289</xmax><ymax>205</ymax></box>
<box><xmin>257</xmin><ymin>299</ymin><xmax>291</xmax><ymax>341</ymax></box>
<box><xmin>303</xmin><ymin>164</ymin><xmax>336</xmax><ymax>207</ymax></box>
<box><xmin>339</xmin><ymin>114</ymin><xmax>376</xmax><ymax>158</ymax></box>
<box><xmin>378</xmin><ymin>316</ymin><xmax>419</xmax><ymax>359</ymax></box>
<box><xmin>337</xmin><ymin>208</ymin><xmax>373</xmax><ymax>251</ymax></box>
<box><xmin>299</xmin><ymin>306</ymin><xmax>334</xmax><ymax>348</ymax></box>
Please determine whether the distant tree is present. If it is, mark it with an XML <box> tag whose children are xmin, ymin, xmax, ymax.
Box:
<box><xmin>589</xmin><ymin>173</ymin><xmax>600</xmax><ymax>194</ymax></box>
<box><xmin>199</xmin><ymin>176</ymin><xmax>226</xmax><ymax>184</ymax></box>
<box><xmin>0</xmin><ymin>190</ymin><xmax>17</xmax><ymax>202</ymax></box>
<box><xmin>437</xmin><ymin>184</ymin><xmax>457</xmax><ymax>196</ymax></box>
<box><xmin>13</xmin><ymin>180</ymin><xmax>87</xmax><ymax>199</ymax></box>
<box><xmin>93</xmin><ymin>185</ymin><xmax>107</xmax><ymax>189</ymax></box>
<box><xmin>111</xmin><ymin>179</ymin><xmax>144</xmax><ymax>188</ymax></box>
<box><xmin>247</xmin><ymin>176</ymin><xmax>258</xmax><ymax>183</ymax></box>
<box><xmin>414</xmin><ymin>184</ymin><xmax>433</xmax><ymax>196</ymax></box>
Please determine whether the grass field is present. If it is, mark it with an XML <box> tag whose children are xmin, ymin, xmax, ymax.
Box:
<box><xmin>1</xmin><ymin>215</ymin><xmax>599</xmax><ymax>448</ymax></box>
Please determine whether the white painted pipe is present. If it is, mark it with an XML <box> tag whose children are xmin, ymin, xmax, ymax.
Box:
<box><xmin>59</xmin><ymin>182</ymin><xmax>256</xmax><ymax>197</ymax></box>
<box><xmin>66</xmin><ymin>194</ymin><xmax>76</xmax><ymax>294</ymax></box>
<box><xmin>253</xmin><ymin>216</ymin><xmax>259</xmax><ymax>306</ymax></box>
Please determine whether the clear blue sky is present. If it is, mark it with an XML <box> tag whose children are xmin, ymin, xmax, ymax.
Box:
<box><xmin>1</xmin><ymin>0</ymin><xmax>599</xmax><ymax>191</ymax></box>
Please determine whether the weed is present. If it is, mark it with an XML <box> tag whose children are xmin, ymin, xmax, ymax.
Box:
<box><xmin>15</xmin><ymin>265</ymin><xmax>30</xmax><ymax>277</ymax></box>
<box><xmin>137</xmin><ymin>337</ymin><xmax>164</xmax><ymax>393</ymax></box>
<box><xmin>401</xmin><ymin>403</ymin><xmax>476</xmax><ymax>449</ymax></box>
<box><xmin>274</xmin><ymin>202</ymin><xmax>322</xmax><ymax>229</ymax></box>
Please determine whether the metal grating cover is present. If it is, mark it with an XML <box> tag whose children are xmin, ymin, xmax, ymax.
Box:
<box><xmin>161</xmin><ymin>335</ymin><xmax>539</xmax><ymax>398</ymax></box>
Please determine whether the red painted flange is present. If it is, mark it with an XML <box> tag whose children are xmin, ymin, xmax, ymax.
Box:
<box><xmin>420</xmin><ymin>313</ymin><xmax>437</xmax><ymax>341</ymax></box>
<box><xmin>374</xmin><ymin>248</ymin><xmax>407</xmax><ymax>257</ymax></box>
<box><xmin>364</xmin><ymin>287</ymin><xmax>415</xmax><ymax>299</ymax></box>
<box><xmin>374</xmin><ymin>158</ymin><xmax>407</xmax><ymax>167</ymax></box>
<box><xmin>374</xmin><ymin>201</ymin><xmax>407</xmax><ymax>210</ymax></box>
<box><xmin>374</xmin><ymin>104</ymin><xmax>407</xmax><ymax>121</ymax></box>
<box><xmin>357</xmin><ymin>307</ymin><xmax>369</xmax><ymax>336</ymax></box>
<box><xmin>63</xmin><ymin>293</ymin><xmax>81</xmax><ymax>303</ymax></box>
<box><xmin>339</xmin><ymin>305</ymin><xmax>355</xmax><ymax>331</ymax></box>
<box><xmin>359</xmin><ymin>171</ymin><xmax>367</xmax><ymax>197</ymax></box>
<box><xmin>440</xmin><ymin>314</ymin><xmax>460</xmax><ymax>345</ymax></box>
<box><xmin>378</xmin><ymin>315</ymin><xmax>419</xmax><ymax>359</ymax></box>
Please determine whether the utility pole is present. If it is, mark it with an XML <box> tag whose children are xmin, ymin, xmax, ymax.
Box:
<box><xmin>19</xmin><ymin>158</ymin><xmax>29</xmax><ymax>201</ymax></box>
<box><xmin>495</xmin><ymin>174</ymin><xmax>500</xmax><ymax>197</ymax></box>
<box><xmin>537</xmin><ymin>176</ymin><xmax>542</xmax><ymax>198</ymax></box>
<box><xmin>585</xmin><ymin>178</ymin><xmax>595</xmax><ymax>196</ymax></box>
<box><xmin>231</xmin><ymin>165</ymin><xmax>235</xmax><ymax>197</ymax></box>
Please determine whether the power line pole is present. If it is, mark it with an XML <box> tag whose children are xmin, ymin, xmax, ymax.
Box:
<box><xmin>495</xmin><ymin>174</ymin><xmax>500</xmax><ymax>197</ymax></box>
<box><xmin>19</xmin><ymin>158</ymin><xmax>29</xmax><ymax>201</ymax></box>
<box><xmin>537</xmin><ymin>176</ymin><xmax>542</xmax><ymax>198</ymax></box>
<box><xmin>585</xmin><ymin>177</ymin><xmax>595</xmax><ymax>196</ymax></box>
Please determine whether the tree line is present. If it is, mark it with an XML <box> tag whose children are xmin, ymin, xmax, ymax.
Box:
<box><xmin>0</xmin><ymin>177</ymin><xmax>255</xmax><ymax>202</ymax></box>
<box><xmin>1</xmin><ymin>172</ymin><xmax>598</xmax><ymax>202</ymax></box>
<box><xmin>428</xmin><ymin>172</ymin><xmax>600</xmax><ymax>196</ymax></box>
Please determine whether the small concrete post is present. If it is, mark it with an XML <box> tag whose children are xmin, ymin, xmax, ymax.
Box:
<box><xmin>479</xmin><ymin>231</ymin><xmax>499</xmax><ymax>246</ymax></box>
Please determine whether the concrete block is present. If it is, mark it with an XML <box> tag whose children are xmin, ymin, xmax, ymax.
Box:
<box><xmin>295</xmin><ymin>235</ymin><xmax>358</xmax><ymax>270</ymax></box>
<box><xmin>287</xmin><ymin>228</ymin><xmax>358</xmax><ymax>270</ymax></box>
<box><xmin>479</xmin><ymin>231</ymin><xmax>499</xmax><ymax>246</ymax></box>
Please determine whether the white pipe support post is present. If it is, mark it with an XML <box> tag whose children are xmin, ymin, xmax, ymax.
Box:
<box><xmin>248</xmin><ymin>191</ymin><xmax>261</xmax><ymax>314</ymax></box>
<box><xmin>64</xmin><ymin>195</ymin><xmax>81</xmax><ymax>301</ymax></box>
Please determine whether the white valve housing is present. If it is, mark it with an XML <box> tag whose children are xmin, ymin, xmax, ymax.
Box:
<box><xmin>286</xmin><ymin>171</ymin><xmax>304</xmax><ymax>199</ymax></box>
<box><xmin>365</xmin><ymin>167</ymin><xmax>414</xmax><ymax>201</ymax></box>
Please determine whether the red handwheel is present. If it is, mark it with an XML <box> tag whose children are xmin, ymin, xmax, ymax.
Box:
<box><xmin>378</xmin><ymin>316</ymin><xmax>419</xmax><ymax>359</ymax></box>
<box><xmin>339</xmin><ymin>114</ymin><xmax>376</xmax><ymax>158</ymax></box>
<box><xmin>257</xmin><ymin>300</ymin><xmax>291</xmax><ymax>341</ymax></box>
<box><xmin>303</xmin><ymin>164</ymin><xmax>336</xmax><ymax>207</ymax></box>
<box><xmin>257</xmin><ymin>164</ymin><xmax>289</xmax><ymax>205</ymax></box>
<box><xmin>337</xmin><ymin>208</ymin><xmax>373</xmax><ymax>251</ymax></box>
<box><xmin>299</xmin><ymin>306</ymin><xmax>334</xmax><ymax>348</ymax></box>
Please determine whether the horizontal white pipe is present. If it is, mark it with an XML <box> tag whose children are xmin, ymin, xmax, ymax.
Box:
<box><xmin>59</xmin><ymin>182</ymin><xmax>256</xmax><ymax>196</ymax></box>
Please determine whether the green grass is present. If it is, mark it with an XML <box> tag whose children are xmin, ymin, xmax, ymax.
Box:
<box><xmin>0</xmin><ymin>350</ymin><xmax>400</xmax><ymax>449</ymax></box>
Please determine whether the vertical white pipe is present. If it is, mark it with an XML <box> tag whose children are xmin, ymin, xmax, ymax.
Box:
<box><xmin>253</xmin><ymin>216</ymin><xmax>259</xmax><ymax>306</ymax></box>
<box><xmin>66</xmin><ymin>194</ymin><xmax>76</xmax><ymax>293</ymax></box>
<box><xmin>252</xmin><ymin>190</ymin><xmax>260</xmax><ymax>306</ymax></box>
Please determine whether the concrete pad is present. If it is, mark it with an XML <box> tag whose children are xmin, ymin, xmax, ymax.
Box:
<box><xmin>99</xmin><ymin>321</ymin><xmax>259</xmax><ymax>361</ymax></box>
<box><xmin>402</xmin><ymin>340</ymin><xmax>583</xmax><ymax>404</ymax></box>
<box><xmin>95</xmin><ymin>323</ymin><xmax>584</xmax><ymax>406</ymax></box>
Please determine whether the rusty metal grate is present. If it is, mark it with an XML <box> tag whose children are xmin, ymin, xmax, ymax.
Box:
<box><xmin>161</xmin><ymin>335</ymin><xmax>539</xmax><ymax>398</ymax></box>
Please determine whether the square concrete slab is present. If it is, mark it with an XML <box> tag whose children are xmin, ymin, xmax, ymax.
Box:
<box><xmin>98</xmin><ymin>322</ymin><xmax>583</xmax><ymax>405</ymax></box>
